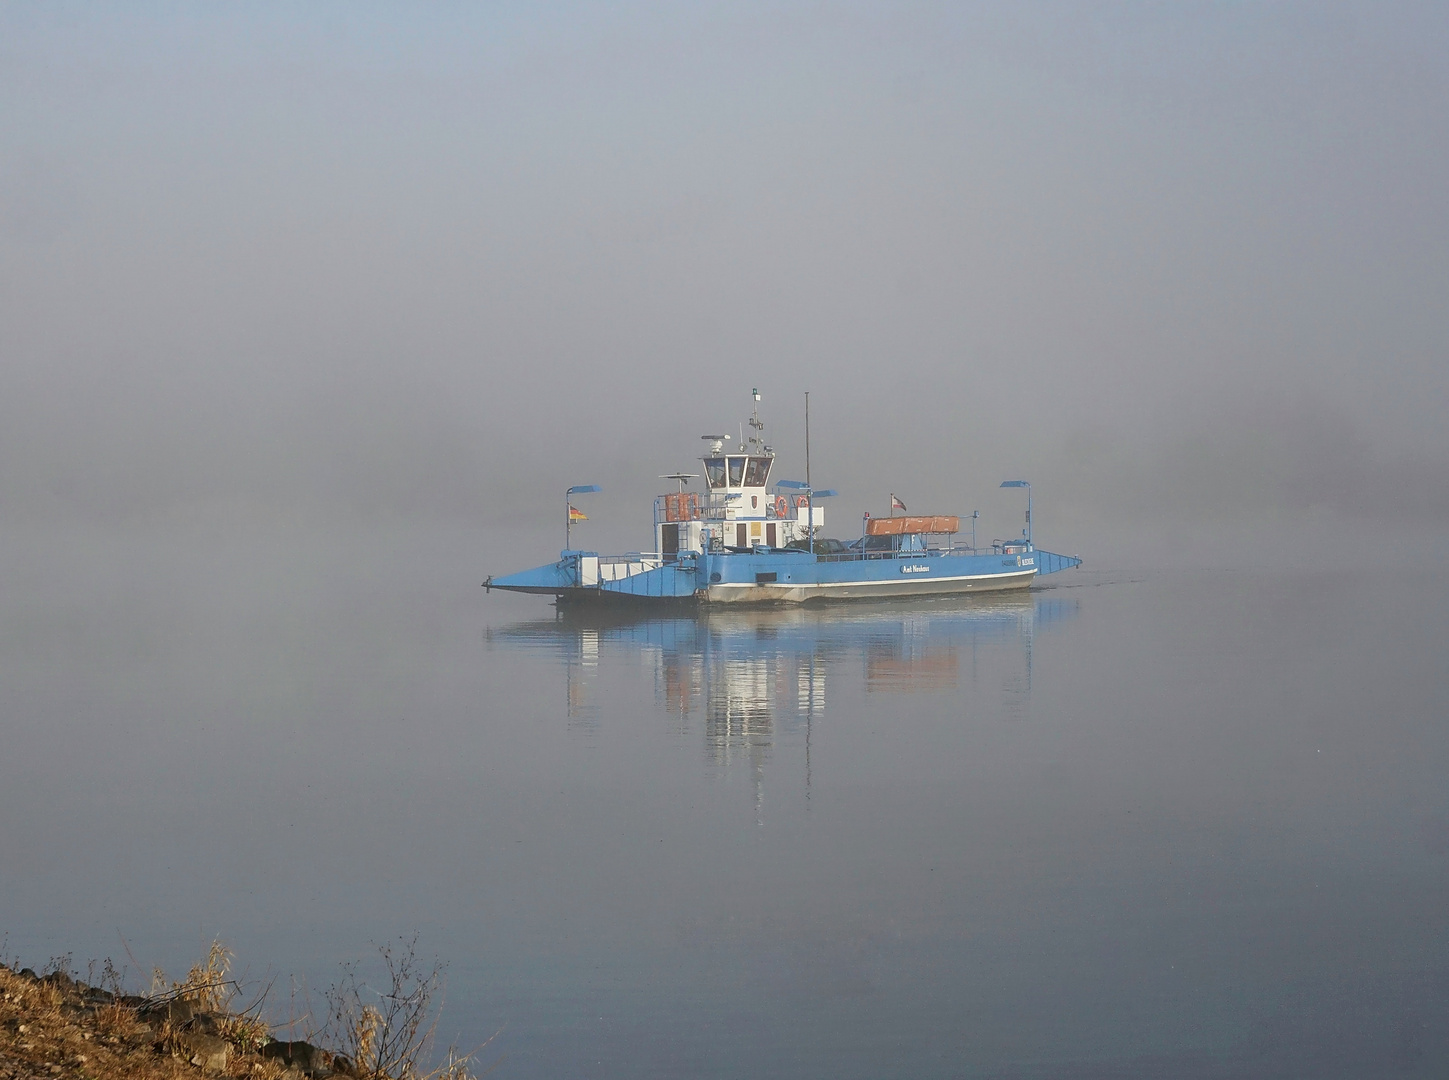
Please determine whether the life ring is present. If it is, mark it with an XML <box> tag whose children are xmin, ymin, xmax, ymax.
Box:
<box><xmin>795</xmin><ymin>494</ymin><xmax>810</xmax><ymax>508</ymax></box>
<box><xmin>774</xmin><ymin>495</ymin><xmax>788</xmax><ymax>517</ymax></box>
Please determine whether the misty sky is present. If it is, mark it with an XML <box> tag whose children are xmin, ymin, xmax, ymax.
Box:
<box><xmin>3</xmin><ymin>2</ymin><xmax>1446</xmax><ymax>552</ymax></box>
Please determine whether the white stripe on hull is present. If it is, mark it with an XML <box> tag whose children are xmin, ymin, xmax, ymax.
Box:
<box><xmin>704</xmin><ymin>569</ymin><xmax>1036</xmax><ymax>604</ymax></box>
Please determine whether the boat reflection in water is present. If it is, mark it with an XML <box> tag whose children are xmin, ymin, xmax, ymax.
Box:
<box><xmin>488</xmin><ymin>596</ymin><xmax>1078</xmax><ymax>808</ymax></box>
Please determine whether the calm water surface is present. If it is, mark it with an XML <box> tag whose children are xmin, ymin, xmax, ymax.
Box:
<box><xmin>2</xmin><ymin>525</ymin><xmax>1447</xmax><ymax>1077</ymax></box>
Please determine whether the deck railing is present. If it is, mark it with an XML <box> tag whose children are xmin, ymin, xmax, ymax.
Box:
<box><xmin>765</xmin><ymin>542</ymin><xmax>1028</xmax><ymax>563</ymax></box>
<box><xmin>654</xmin><ymin>491</ymin><xmax>815</xmax><ymax>525</ymax></box>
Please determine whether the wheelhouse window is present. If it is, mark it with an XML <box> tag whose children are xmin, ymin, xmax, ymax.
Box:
<box><xmin>727</xmin><ymin>457</ymin><xmax>746</xmax><ymax>486</ymax></box>
<box><xmin>703</xmin><ymin>458</ymin><xmax>726</xmax><ymax>489</ymax></box>
<box><xmin>744</xmin><ymin>456</ymin><xmax>771</xmax><ymax>487</ymax></box>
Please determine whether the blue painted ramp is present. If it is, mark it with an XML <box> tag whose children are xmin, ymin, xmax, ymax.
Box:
<box><xmin>488</xmin><ymin>556</ymin><xmax>578</xmax><ymax>594</ymax></box>
<box><xmin>489</xmin><ymin>552</ymin><xmax>700</xmax><ymax>601</ymax></box>
<box><xmin>599</xmin><ymin>563</ymin><xmax>700</xmax><ymax>600</ymax></box>
<box><xmin>1035</xmin><ymin>550</ymin><xmax>1082</xmax><ymax>575</ymax></box>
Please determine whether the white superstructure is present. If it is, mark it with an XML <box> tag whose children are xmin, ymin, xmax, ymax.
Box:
<box><xmin>655</xmin><ymin>396</ymin><xmax>823</xmax><ymax>562</ymax></box>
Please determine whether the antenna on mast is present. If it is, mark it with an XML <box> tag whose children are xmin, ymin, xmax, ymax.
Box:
<box><xmin>746</xmin><ymin>387</ymin><xmax>766</xmax><ymax>451</ymax></box>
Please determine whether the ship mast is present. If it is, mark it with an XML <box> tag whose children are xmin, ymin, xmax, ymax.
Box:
<box><xmin>804</xmin><ymin>391</ymin><xmax>810</xmax><ymax>488</ymax></box>
<box><xmin>805</xmin><ymin>391</ymin><xmax>813</xmax><ymax>546</ymax></box>
<box><xmin>747</xmin><ymin>387</ymin><xmax>767</xmax><ymax>454</ymax></box>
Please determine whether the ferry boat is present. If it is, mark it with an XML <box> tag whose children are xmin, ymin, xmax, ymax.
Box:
<box><xmin>488</xmin><ymin>393</ymin><xmax>1081</xmax><ymax>606</ymax></box>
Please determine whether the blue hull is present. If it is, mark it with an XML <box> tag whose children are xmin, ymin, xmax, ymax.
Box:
<box><xmin>489</xmin><ymin>546</ymin><xmax>1081</xmax><ymax>606</ymax></box>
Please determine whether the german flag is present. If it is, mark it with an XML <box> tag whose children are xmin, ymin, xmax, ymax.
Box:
<box><xmin>568</xmin><ymin>505</ymin><xmax>588</xmax><ymax>522</ymax></box>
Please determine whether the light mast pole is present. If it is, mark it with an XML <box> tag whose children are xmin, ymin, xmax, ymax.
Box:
<box><xmin>998</xmin><ymin>481</ymin><xmax>1031</xmax><ymax>547</ymax></box>
<box><xmin>565</xmin><ymin>483</ymin><xmax>601</xmax><ymax>550</ymax></box>
<box><xmin>804</xmin><ymin>391</ymin><xmax>813</xmax><ymax>550</ymax></box>
<box><xmin>804</xmin><ymin>391</ymin><xmax>810</xmax><ymax>489</ymax></box>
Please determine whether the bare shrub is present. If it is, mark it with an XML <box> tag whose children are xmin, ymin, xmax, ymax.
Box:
<box><xmin>323</xmin><ymin>936</ymin><xmax>447</xmax><ymax>1080</ymax></box>
<box><xmin>85</xmin><ymin>957</ymin><xmax>127</xmax><ymax>998</ymax></box>
<box><xmin>43</xmin><ymin>953</ymin><xmax>73</xmax><ymax>974</ymax></box>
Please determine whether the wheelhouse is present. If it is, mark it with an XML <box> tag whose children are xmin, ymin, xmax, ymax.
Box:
<box><xmin>654</xmin><ymin>412</ymin><xmax>822</xmax><ymax>560</ymax></box>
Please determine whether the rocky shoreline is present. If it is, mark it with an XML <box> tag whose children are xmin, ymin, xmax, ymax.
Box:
<box><xmin>0</xmin><ymin>962</ymin><xmax>358</xmax><ymax>1080</ymax></box>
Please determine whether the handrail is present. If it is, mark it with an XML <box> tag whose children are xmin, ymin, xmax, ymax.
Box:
<box><xmin>811</xmin><ymin>545</ymin><xmax>1026</xmax><ymax>563</ymax></box>
<box><xmin>653</xmin><ymin>491</ymin><xmax>818</xmax><ymax>525</ymax></box>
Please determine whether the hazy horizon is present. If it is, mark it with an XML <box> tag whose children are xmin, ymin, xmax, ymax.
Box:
<box><xmin>4</xmin><ymin>3</ymin><xmax>1446</xmax><ymax>555</ymax></box>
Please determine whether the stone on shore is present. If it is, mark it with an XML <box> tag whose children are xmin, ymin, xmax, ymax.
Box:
<box><xmin>173</xmin><ymin>1031</ymin><xmax>229</xmax><ymax>1073</ymax></box>
<box><xmin>261</xmin><ymin>1039</ymin><xmax>335</xmax><ymax>1076</ymax></box>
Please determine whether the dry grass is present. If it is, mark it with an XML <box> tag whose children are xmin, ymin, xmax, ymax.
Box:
<box><xmin>0</xmin><ymin>939</ymin><xmax>493</xmax><ymax>1080</ymax></box>
<box><xmin>2</xmin><ymin>963</ymin><xmax>184</xmax><ymax>1080</ymax></box>
<box><xmin>151</xmin><ymin>940</ymin><xmax>235</xmax><ymax>1013</ymax></box>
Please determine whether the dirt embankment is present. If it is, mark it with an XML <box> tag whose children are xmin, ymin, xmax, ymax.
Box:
<box><xmin>0</xmin><ymin>963</ymin><xmax>345</xmax><ymax>1080</ymax></box>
